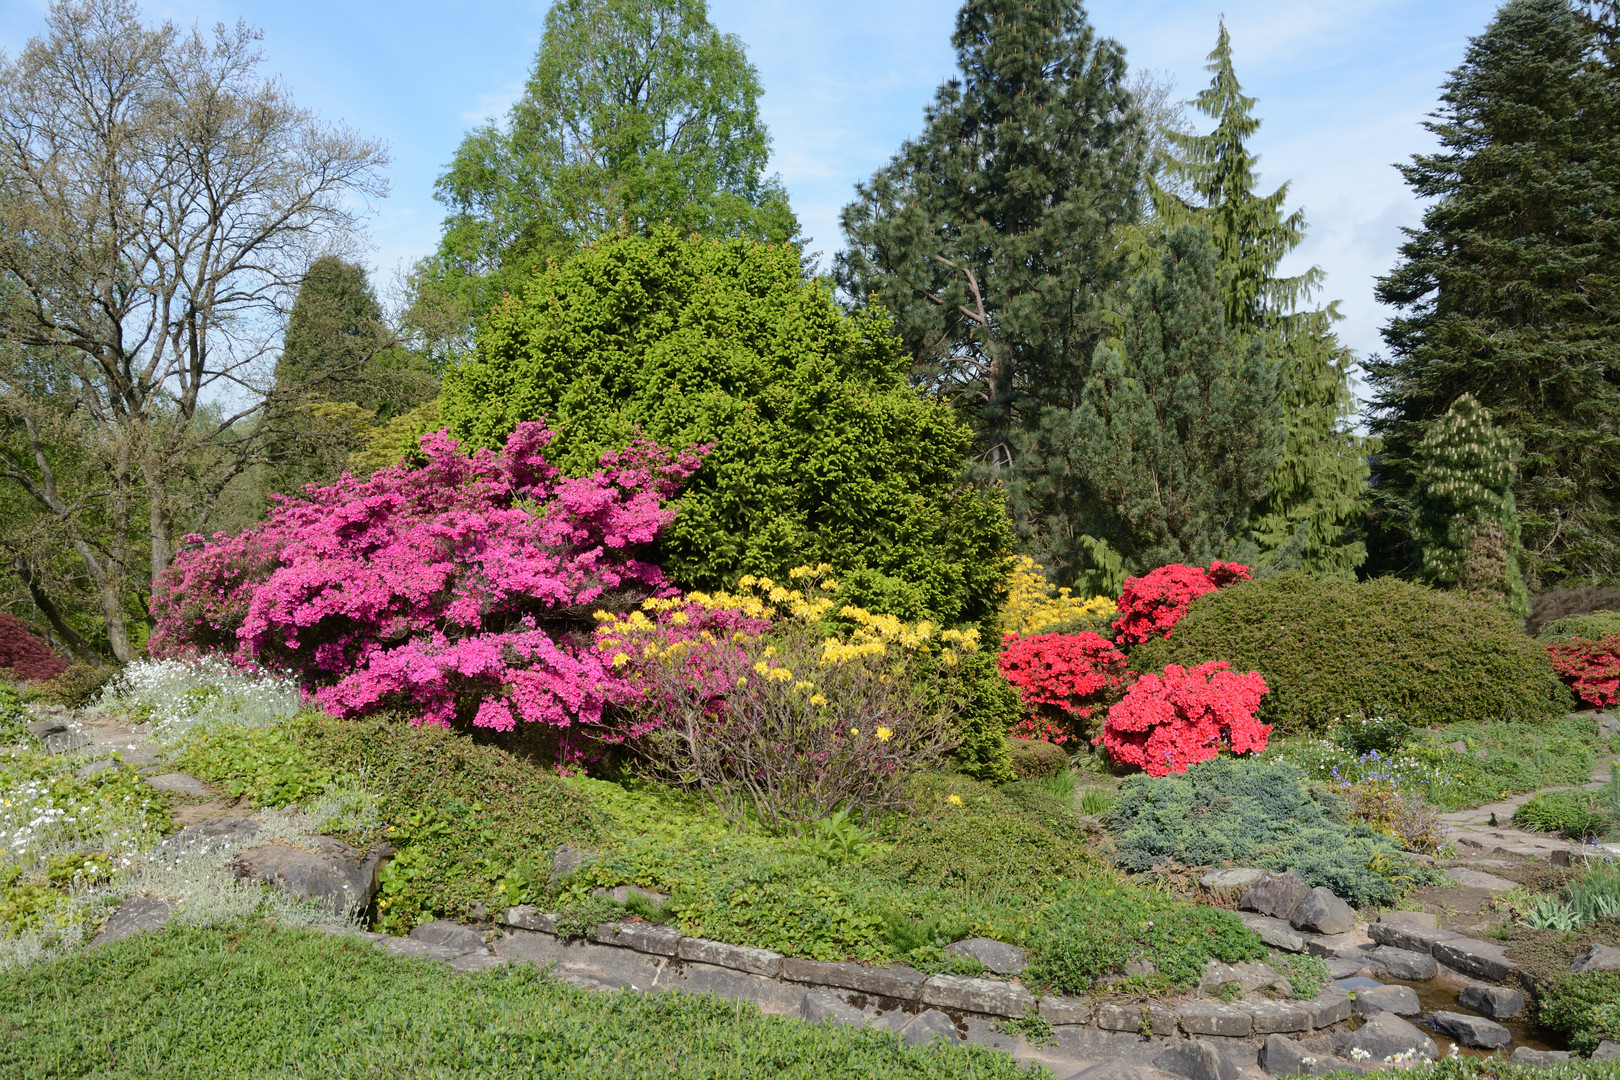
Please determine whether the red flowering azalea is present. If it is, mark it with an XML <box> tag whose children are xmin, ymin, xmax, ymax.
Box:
<box><xmin>1545</xmin><ymin>636</ymin><xmax>1620</xmax><ymax>709</ymax></box>
<box><xmin>997</xmin><ymin>631</ymin><xmax>1131</xmax><ymax>744</ymax></box>
<box><xmin>1111</xmin><ymin>561</ymin><xmax>1251</xmax><ymax>645</ymax></box>
<box><xmin>1096</xmin><ymin>660</ymin><xmax>1270</xmax><ymax>776</ymax></box>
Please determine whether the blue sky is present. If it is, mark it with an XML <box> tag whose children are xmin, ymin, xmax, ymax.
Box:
<box><xmin>1</xmin><ymin>0</ymin><xmax>1505</xmax><ymax>371</ymax></box>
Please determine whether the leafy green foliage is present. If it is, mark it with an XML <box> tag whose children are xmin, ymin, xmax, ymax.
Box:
<box><xmin>1133</xmin><ymin>572</ymin><xmax>1571</xmax><ymax>733</ymax></box>
<box><xmin>23</xmin><ymin>663</ymin><xmax>114</xmax><ymax>709</ymax></box>
<box><xmin>1106</xmin><ymin>757</ymin><xmax>1438</xmax><ymax>907</ymax></box>
<box><xmin>441</xmin><ymin>229</ymin><xmax>1011</xmax><ymax>629</ymax></box>
<box><xmin>1367</xmin><ymin>0</ymin><xmax>1620</xmax><ymax>584</ymax></box>
<box><xmin>0</xmin><ymin>921</ymin><xmax>1041</xmax><ymax>1078</ymax></box>
<box><xmin>1540</xmin><ymin>610</ymin><xmax>1620</xmax><ymax>643</ymax></box>
<box><xmin>1335</xmin><ymin>713</ymin><xmax>1413</xmax><ymax>757</ymax></box>
<box><xmin>175</xmin><ymin>725</ymin><xmax>334</xmax><ymax>808</ymax></box>
<box><xmin>804</xmin><ymin>809</ymin><xmax>876</xmax><ymax>865</ymax></box>
<box><xmin>1539</xmin><ymin>969</ymin><xmax>1620</xmax><ymax>1055</ymax></box>
<box><xmin>1006</xmin><ymin>737</ymin><xmax>1068</xmax><ymax>780</ymax></box>
<box><xmin>289</xmin><ymin>715</ymin><xmax>605</xmax><ymax>928</ymax></box>
<box><xmin>1270</xmin><ymin>953</ymin><xmax>1331</xmax><ymax>999</ymax></box>
<box><xmin>0</xmin><ymin>682</ymin><xmax>27</xmax><ymax>744</ymax></box>
<box><xmin>1514</xmin><ymin>789</ymin><xmax>1615</xmax><ymax>840</ymax></box>
<box><xmin>938</xmin><ymin>650</ymin><xmax>1019</xmax><ymax>781</ymax></box>
<box><xmin>835</xmin><ymin>0</ymin><xmax>1145</xmax><ymax>585</ymax></box>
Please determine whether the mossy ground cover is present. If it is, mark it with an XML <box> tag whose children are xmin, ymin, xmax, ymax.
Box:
<box><xmin>0</xmin><ymin>921</ymin><xmax>1042</xmax><ymax>1080</ymax></box>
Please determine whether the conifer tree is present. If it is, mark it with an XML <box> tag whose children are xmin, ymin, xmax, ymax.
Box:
<box><xmin>1369</xmin><ymin>0</ymin><xmax>1620</xmax><ymax>585</ymax></box>
<box><xmin>1410</xmin><ymin>395</ymin><xmax>1529</xmax><ymax>614</ymax></box>
<box><xmin>836</xmin><ymin>0</ymin><xmax>1146</xmax><ymax>557</ymax></box>
<box><xmin>1151</xmin><ymin>22</ymin><xmax>1368</xmax><ymax>576</ymax></box>
<box><xmin>1044</xmin><ymin>226</ymin><xmax>1285</xmax><ymax>568</ymax></box>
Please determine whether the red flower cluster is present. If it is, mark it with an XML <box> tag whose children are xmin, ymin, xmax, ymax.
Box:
<box><xmin>1096</xmin><ymin>661</ymin><xmax>1270</xmax><ymax>776</ymax></box>
<box><xmin>0</xmin><ymin>612</ymin><xmax>67</xmax><ymax>682</ymax></box>
<box><xmin>997</xmin><ymin>631</ymin><xmax>1131</xmax><ymax>744</ymax></box>
<box><xmin>1110</xmin><ymin>561</ymin><xmax>1251</xmax><ymax>645</ymax></box>
<box><xmin>1545</xmin><ymin>636</ymin><xmax>1620</xmax><ymax>709</ymax></box>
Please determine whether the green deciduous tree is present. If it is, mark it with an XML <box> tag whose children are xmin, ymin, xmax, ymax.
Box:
<box><xmin>835</xmin><ymin>0</ymin><xmax>1147</xmax><ymax>576</ymax></box>
<box><xmin>415</xmin><ymin>0</ymin><xmax>796</xmax><ymax>359</ymax></box>
<box><xmin>1369</xmin><ymin>0</ymin><xmax>1620</xmax><ymax>586</ymax></box>
<box><xmin>1410</xmin><ymin>394</ymin><xmax>1529</xmax><ymax>614</ymax></box>
<box><xmin>1032</xmin><ymin>226</ymin><xmax>1285</xmax><ymax>569</ymax></box>
<box><xmin>1149</xmin><ymin>22</ymin><xmax>1368</xmax><ymax>576</ymax></box>
<box><xmin>439</xmin><ymin>229</ymin><xmax>1011</xmax><ymax>628</ymax></box>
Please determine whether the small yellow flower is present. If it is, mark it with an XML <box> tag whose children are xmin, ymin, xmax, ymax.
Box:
<box><xmin>850</xmin><ymin>727</ymin><xmax>859</xmax><ymax>737</ymax></box>
<box><xmin>946</xmin><ymin>794</ymin><xmax>963</xmax><ymax>806</ymax></box>
<box><xmin>611</xmin><ymin>652</ymin><xmax>630</xmax><ymax>668</ymax></box>
<box><xmin>876</xmin><ymin>726</ymin><xmax>894</xmax><ymax>742</ymax></box>
<box><xmin>753</xmin><ymin>661</ymin><xmax>769</xmax><ymax>675</ymax></box>
<box><xmin>809</xmin><ymin>693</ymin><xmax>827</xmax><ymax>706</ymax></box>
<box><xmin>737</xmin><ymin>677</ymin><xmax>748</xmax><ymax>687</ymax></box>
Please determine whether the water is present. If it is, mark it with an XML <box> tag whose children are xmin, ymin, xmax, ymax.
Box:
<box><xmin>1335</xmin><ymin>974</ymin><xmax>1566</xmax><ymax>1056</ymax></box>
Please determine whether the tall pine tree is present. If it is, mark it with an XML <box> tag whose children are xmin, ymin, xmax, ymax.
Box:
<box><xmin>1150</xmin><ymin>22</ymin><xmax>1368</xmax><ymax>576</ymax></box>
<box><xmin>836</xmin><ymin>0</ymin><xmax>1147</xmax><ymax>578</ymax></box>
<box><xmin>1369</xmin><ymin>0</ymin><xmax>1620</xmax><ymax>586</ymax></box>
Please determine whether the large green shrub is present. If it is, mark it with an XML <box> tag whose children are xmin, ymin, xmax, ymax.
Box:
<box><xmin>1132</xmin><ymin>572</ymin><xmax>1570</xmax><ymax>732</ymax></box>
<box><xmin>1105</xmin><ymin>757</ymin><xmax>1438</xmax><ymax>907</ymax></box>
<box><xmin>439</xmin><ymin>229</ymin><xmax>1011</xmax><ymax>628</ymax></box>
<box><xmin>1539</xmin><ymin>610</ymin><xmax>1620</xmax><ymax>643</ymax></box>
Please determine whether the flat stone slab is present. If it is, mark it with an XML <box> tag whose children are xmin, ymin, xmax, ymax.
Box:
<box><xmin>158</xmin><ymin>816</ymin><xmax>264</xmax><ymax>858</ymax></box>
<box><xmin>1511</xmin><ymin>1047</ymin><xmax>1573</xmax><ymax>1065</ymax></box>
<box><xmin>1343</xmin><ymin>1012</ymin><xmax>1437</xmax><ymax>1062</ymax></box>
<box><xmin>143</xmin><ymin>772</ymin><xmax>214</xmax><ymax>797</ymax></box>
<box><xmin>1367</xmin><ymin>920</ymin><xmax>1460</xmax><ymax>955</ymax></box>
<box><xmin>499</xmin><ymin>906</ymin><xmax>557</xmax><ymax>933</ymax></box>
<box><xmin>1571</xmin><ymin>943</ymin><xmax>1620</xmax><ymax>973</ymax></box>
<box><xmin>594</xmin><ymin>922</ymin><xmax>680</xmax><ymax>956</ymax></box>
<box><xmin>1458</xmin><ymin>983</ymin><xmax>1526</xmax><ymax>1019</ymax></box>
<box><xmin>89</xmin><ymin>896</ymin><xmax>171</xmax><ymax>947</ymax></box>
<box><xmin>43</xmin><ymin>731</ymin><xmax>92</xmax><ymax>755</ymax></box>
<box><xmin>677</xmin><ymin>937</ymin><xmax>784</xmax><ymax>978</ymax></box>
<box><xmin>1432</xmin><ymin>936</ymin><xmax>1517</xmax><ymax>982</ymax></box>
<box><xmin>1200</xmin><ymin>868</ymin><xmax>1266</xmax><ymax>891</ymax></box>
<box><xmin>1175</xmin><ymin>1001</ymin><xmax>1252</xmax><ymax>1038</ymax></box>
<box><xmin>1238</xmin><ymin>1000</ymin><xmax>1310</xmax><ymax>1034</ymax></box>
<box><xmin>1368</xmin><ymin>945</ymin><xmax>1437</xmax><ymax>981</ymax></box>
<box><xmin>409</xmin><ymin>919</ymin><xmax>487</xmax><ymax>955</ymax></box>
<box><xmin>800</xmin><ymin>989</ymin><xmax>866</xmax><ymax>1027</ymax></box>
<box><xmin>1236</xmin><ymin>912</ymin><xmax>1308</xmax><ymax>954</ymax></box>
<box><xmin>1038</xmin><ymin>996</ymin><xmax>1093</xmax><ymax>1026</ymax></box>
<box><xmin>899</xmin><ymin>1008</ymin><xmax>960</xmax><ymax>1046</ymax></box>
<box><xmin>1431</xmin><ymin>1010</ymin><xmax>1511</xmax><ymax>1050</ymax></box>
<box><xmin>1153</xmin><ymin>1040</ymin><xmax>1240</xmax><ymax>1080</ymax></box>
<box><xmin>918</xmin><ymin>973</ymin><xmax>1035</xmax><ymax>1017</ymax></box>
<box><xmin>1353</xmin><ymin>984</ymin><xmax>1420</xmax><ymax>1017</ymax></box>
<box><xmin>946</xmin><ymin>936</ymin><xmax>1028</xmax><ymax>975</ymax></box>
<box><xmin>781</xmin><ymin>959</ymin><xmax>927</xmax><ymax>1000</ymax></box>
<box><xmin>447</xmin><ymin>952</ymin><xmax>509</xmax><ymax>973</ymax></box>
<box><xmin>1443</xmin><ymin>868</ymin><xmax>1518</xmax><ymax>892</ymax></box>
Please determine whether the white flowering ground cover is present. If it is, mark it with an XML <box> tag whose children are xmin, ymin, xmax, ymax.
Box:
<box><xmin>0</xmin><ymin>660</ymin><xmax>366</xmax><ymax>969</ymax></box>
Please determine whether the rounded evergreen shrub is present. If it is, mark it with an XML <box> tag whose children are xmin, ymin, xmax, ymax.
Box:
<box><xmin>1538</xmin><ymin>610</ymin><xmax>1620</xmax><ymax>643</ymax></box>
<box><xmin>1131</xmin><ymin>572</ymin><xmax>1571</xmax><ymax>733</ymax></box>
<box><xmin>440</xmin><ymin>229</ymin><xmax>1011</xmax><ymax>629</ymax></box>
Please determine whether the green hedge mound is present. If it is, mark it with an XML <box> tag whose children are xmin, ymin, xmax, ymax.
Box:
<box><xmin>1105</xmin><ymin>757</ymin><xmax>1438</xmax><ymax>907</ymax></box>
<box><xmin>1539</xmin><ymin>610</ymin><xmax>1620</xmax><ymax>643</ymax></box>
<box><xmin>1132</xmin><ymin>572</ymin><xmax>1570</xmax><ymax>733</ymax></box>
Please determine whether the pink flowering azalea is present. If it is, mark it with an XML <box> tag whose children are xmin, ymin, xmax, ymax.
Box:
<box><xmin>1096</xmin><ymin>661</ymin><xmax>1270</xmax><ymax>776</ymax></box>
<box><xmin>151</xmin><ymin>423</ymin><xmax>705</xmax><ymax>753</ymax></box>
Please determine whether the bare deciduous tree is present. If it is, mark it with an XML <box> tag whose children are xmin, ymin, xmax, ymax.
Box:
<box><xmin>0</xmin><ymin>0</ymin><xmax>388</xmax><ymax>660</ymax></box>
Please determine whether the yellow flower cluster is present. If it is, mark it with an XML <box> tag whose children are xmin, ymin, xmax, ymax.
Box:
<box><xmin>999</xmin><ymin>555</ymin><xmax>1117</xmax><ymax>636</ymax></box>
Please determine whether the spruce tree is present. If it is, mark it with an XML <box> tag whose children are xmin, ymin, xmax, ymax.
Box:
<box><xmin>1042</xmin><ymin>226</ymin><xmax>1285</xmax><ymax>569</ymax></box>
<box><xmin>1410</xmin><ymin>394</ymin><xmax>1529</xmax><ymax>614</ymax></box>
<box><xmin>1369</xmin><ymin>0</ymin><xmax>1620</xmax><ymax>585</ymax></box>
<box><xmin>1151</xmin><ymin>22</ymin><xmax>1368</xmax><ymax>576</ymax></box>
<box><xmin>836</xmin><ymin>0</ymin><xmax>1146</xmax><ymax>572</ymax></box>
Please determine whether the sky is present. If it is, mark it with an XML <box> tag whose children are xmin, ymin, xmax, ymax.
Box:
<box><xmin>0</xmin><ymin>0</ymin><xmax>1506</xmax><ymax>374</ymax></box>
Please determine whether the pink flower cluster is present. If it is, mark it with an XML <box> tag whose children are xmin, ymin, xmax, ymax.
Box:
<box><xmin>151</xmin><ymin>423</ymin><xmax>704</xmax><ymax>745</ymax></box>
<box><xmin>1110</xmin><ymin>561</ymin><xmax>1251</xmax><ymax>644</ymax></box>
<box><xmin>1096</xmin><ymin>661</ymin><xmax>1271</xmax><ymax>776</ymax></box>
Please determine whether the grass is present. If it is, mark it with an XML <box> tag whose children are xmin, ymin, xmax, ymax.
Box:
<box><xmin>1328</xmin><ymin>1060</ymin><xmax>1620</xmax><ymax>1080</ymax></box>
<box><xmin>0</xmin><ymin>920</ymin><xmax>1043</xmax><ymax>1079</ymax></box>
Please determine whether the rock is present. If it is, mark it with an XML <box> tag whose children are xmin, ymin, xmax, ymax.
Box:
<box><xmin>677</xmin><ymin>937</ymin><xmax>784</xmax><ymax>978</ymax></box>
<box><xmin>1342</xmin><ymin>1013</ymin><xmax>1438</xmax><ymax>1063</ymax></box>
<box><xmin>447</xmin><ymin>952</ymin><xmax>509</xmax><ymax>973</ymax></box>
<box><xmin>1446</xmin><ymin>740</ymin><xmax>1469</xmax><ymax>754</ymax></box>
<box><xmin>1201</xmin><ymin>959</ymin><xmax>1286</xmax><ymax>997</ymax></box>
<box><xmin>1326</xmin><ymin>957</ymin><xmax>1368</xmax><ymax>980</ymax></box>
<box><xmin>1570</xmin><ymin>944</ymin><xmax>1620</xmax><ymax>973</ymax></box>
<box><xmin>1153</xmin><ymin>1041</ymin><xmax>1239</xmax><ymax>1080</ymax></box>
<box><xmin>1176</xmin><ymin>1002</ymin><xmax>1253</xmax><ymax>1038</ymax></box>
<box><xmin>157</xmin><ymin>816</ymin><xmax>264</xmax><ymax>858</ymax></box>
<box><xmin>143</xmin><ymin>772</ymin><xmax>213</xmax><ymax>797</ymax></box>
<box><xmin>117</xmin><ymin>746</ymin><xmax>163</xmax><ymax>767</ymax></box>
<box><xmin>800</xmin><ymin>989</ymin><xmax>865</xmax><ymax>1027</ymax></box>
<box><xmin>1237</xmin><ymin>913</ymin><xmax>1310</xmax><ymax>954</ymax></box>
<box><xmin>24</xmin><ymin>719</ymin><xmax>65</xmax><ymax>739</ymax></box>
<box><xmin>919</xmin><ymin>973</ymin><xmax>1036</xmax><ymax>1017</ymax></box>
<box><xmin>1038</xmin><ymin>996</ymin><xmax>1093</xmax><ymax>1026</ymax></box>
<box><xmin>43</xmin><ymin>730</ymin><xmax>91</xmax><ymax>755</ymax></box>
<box><xmin>1352</xmin><ymin>984</ymin><xmax>1421</xmax><ymax>1017</ymax></box>
<box><xmin>233</xmin><ymin>840</ymin><xmax>385</xmax><ymax>917</ymax></box>
<box><xmin>1070</xmin><ymin>1065</ymin><xmax>1178</xmax><ymax>1080</ymax></box>
<box><xmin>1291</xmin><ymin>887</ymin><xmax>1356</xmax><ymax>936</ymax></box>
<box><xmin>1123</xmin><ymin>957</ymin><xmax>1158</xmax><ymax>978</ymax></box>
<box><xmin>1457</xmin><ymin>983</ymin><xmax>1527</xmax><ymax>1019</ymax></box>
<box><xmin>1594</xmin><ymin>713</ymin><xmax>1619</xmax><ymax>738</ymax></box>
<box><xmin>594</xmin><ymin>922</ymin><xmax>681</xmax><ymax>956</ymax></box>
<box><xmin>1301</xmin><ymin>986</ymin><xmax>1354</xmax><ymax>1029</ymax></box>
<box><xmin>1443</xmin><ymin>868</ymin><xmax>1517</xmax><ymax>893</ymax></box>
<box><xmin>550</xmin><ymin>844</ymin><xmax>597</xmax><ymax>883</ymax></box>
<box><xmin>1431</xmin><ymin>1010</ymin><xmax>1511</xmax><ymax>1050</ymax></box>
<box><xmin>408</xmin><ymin>920</ymin><xmax>486</xmax><ymax>955</ymax></box>
<box><xmin>898</xmin><ymin>1009</ymin><xmax>959</xmax><ymax>1047</ymax></box>
<box><xmin>1509</xmin><ymin>1047</ymin><xmax>1573</xmax><ymax>1065</ymax></box>
<box><xmin>1368</xmin><ymin>946</ymin><xmax>1438</xmax><ymax>981</ymax></box>
<box><xmin>1201</xmin><ymin>868</ymin><xmax>1267</xmax><ymax>891</ymax></box>
<box><xmin>1239</xmin><ymin>1000</ymin><xmax>1310</xmax><ymax>1034</ymax></box>
<box><xmin>1368</xmin><ymin>921</ymin><xmax>1460</xmax><ymax>955</ymax></box>
<box><xmin>500</xmin><ymin>906</ymin><xmax>558</xmax><ymax>934</ymax></box>
<box><xmin>75</xmin><ymin>758</ymin><xmax>119</xmax><ymax>780</ymax></box>
<box><xmin>1259</xmin><ymin>1035</ymin><xmax>1345</xmax><ymax>1078</ymax></box>
<box><xmin>782</xmin><ymin>959</ymin><xmax>928</xmax><ymax>1000</ymax></box>
<box><xmin>1240</xmin><ymin>872</ymin><xmax>1314</xmax><ymax>920</ymax></box>
<box><xmin>1432</xmin><ymin>936</ymin><xmax>1516</xmax><ymax>982</ymax></box>
<box><xmin>945</xmin><ymin>936</ymin><xmax>1027</xmax><ymax>975</ymax></box>
<box><xmin>88</xmin><ymin>896</ymin><xmax>170</xmax><ymax>947</ymax></box>
<box><xmin>1379</xmin><ymin>910</ymin><xmax>1437</xmax><ymax>930</ymax></box>
<box><xmin>1594</xmin><ymin>1040</ymin><xmax>1620</xmax><ymax>1061</ymax></box>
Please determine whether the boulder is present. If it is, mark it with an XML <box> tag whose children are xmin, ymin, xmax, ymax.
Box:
<box><xmin>799</xmin><ymin>989</ymin><xmax>865</xmax><ymax>1027</ymax></box>
<box><xmin>233</xmin><ymin>839</ymin><xmax>386</xmax><ymax>917</ymax></box>
<box><xmin>88</xmin><ymin>896</ymin><xmax>170</xmax><ymax>948</ymax></box>
<box><xmin>1352</xmin><ymin>984</ymin><xmax>1421</xmax><ymax>1017</ymax></box>
<box><xmin>1152</xmin><ymin>1041</ymin><xmax>1239</xmax><ymax>1080</ymax></box>
<box><xmin>1594</xmin><ymin>714</ymin><xmax>1619</xmax><ymax>738</ymax></box>
<box><xmin>1594</xmin><ymin>1040</ymin><xmax>1620</xmax><ymax>1061</ymax></box>
<box><xmin>1259</xmin><ymin>1035</ymin><xmax>1347</xmax><ymax>1079</ymax></box>
<box><xmin>945</xmin><ymin>936</ymin><xmax>1027</xmax><ymax>975</ymax></box>
<box><xmin>1368</xmin><ymin>946</ymin><xmax>1438</xmax><ymax>982</ymax></box>
<box><xmin>1342</xmin><ymin>1012</ymin><xmax>1438</xmax><ymax>1062</ymax></box>
<box><xmin>1443</xmin><ymin>868</ymin><xmax>1517</xmax><ymax>893</ymax></box>
<box><xmin>550</xmin><ymin>844</ymin><xmax>597</xmax><ymax>883</ymax></box>
<box><xmin>408</xmin><ymin>919</ymin><xmax>486</xmax><ymax>955</ymax></box>
<box><xmin>1240</xmin><ymin>872</ymin><xmax>1314</xmax><ymax>920</ymax></box>
<box><xmin>1457</xmin><ymin>983</ymin><xmax>1526</xmax><ymax>1020</ymax></box>
<box><xmin>1290</xmin><ymin>887</ymin><xmax>1356</xmax><ymax>935</ymax></box>
<box><xmin>143</xmin><ymin>772</ymin><xmax>213</xmax><ymax>797</ymax></box>
<box><xmin>1509</xmin><ymin>1047</ymin><xmax>1572</xmax><ymax>1065</ymax></box>
<box><xmin>157</xmin><ymin>816</ymin><xmax>264</xmax><ymax>858</ymax></box>
<box><xmin>1431</xmin><ymin>1010</ymin><xmax>1511</xmax><ymax>1050</ymax></box>
<box><xmin>898</xmin><ymin>1009</ymin><xmax>959</xmax><ymax>1046</ymax></box>
<box><xmin>1200</xmin><ymin>868</ymin><xmax>1266</xmax><ymax>892</ymax></box>
<box><xmin>1570</xmin><ymin>943</ymin><xmax>1620</xmax><ymax>974</ymax></box>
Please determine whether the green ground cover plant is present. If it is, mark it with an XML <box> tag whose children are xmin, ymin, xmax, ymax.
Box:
<box><xmin>1104</xmin><ymin>758</ymin><xmax>1438</xmax><ymax>907</ymax></box>
<box><xmin>1539</xmin><ymin>610</ymin><xmax>1620</xmax><ymax>643</ymax></box>
<box><xmin>1132</xmin><ymin>573</ymin><xmax>1570</xmax><ymax>733</ymax></box>
<box><xmin>0</xmin><ymin>920</ymin><xmax>1042</xmax><ymax>1080</ymax></box>
<box><xmin>1270</xmin><ymin>716</ymin><xmax>1606</xmax><ymax>812</ymax></box>
<box><xmin>174</xmin><ymin>724</ymin><xmax>335</xmax><ymax>808</ymax></box>
<box><xmin>1538</xmin><ymin>968</ymin><xmax>1620</xmax><ymax>1056</ymax></box>
<box><xmin>0</xmin><ymin>681</ymin><xmax>27</xmax><ymax>744</ymax></box>
<box><xmin>1514</xmin><ymin>788</ymin><xmax>1617</xmax><ymax>842</ymax></box>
